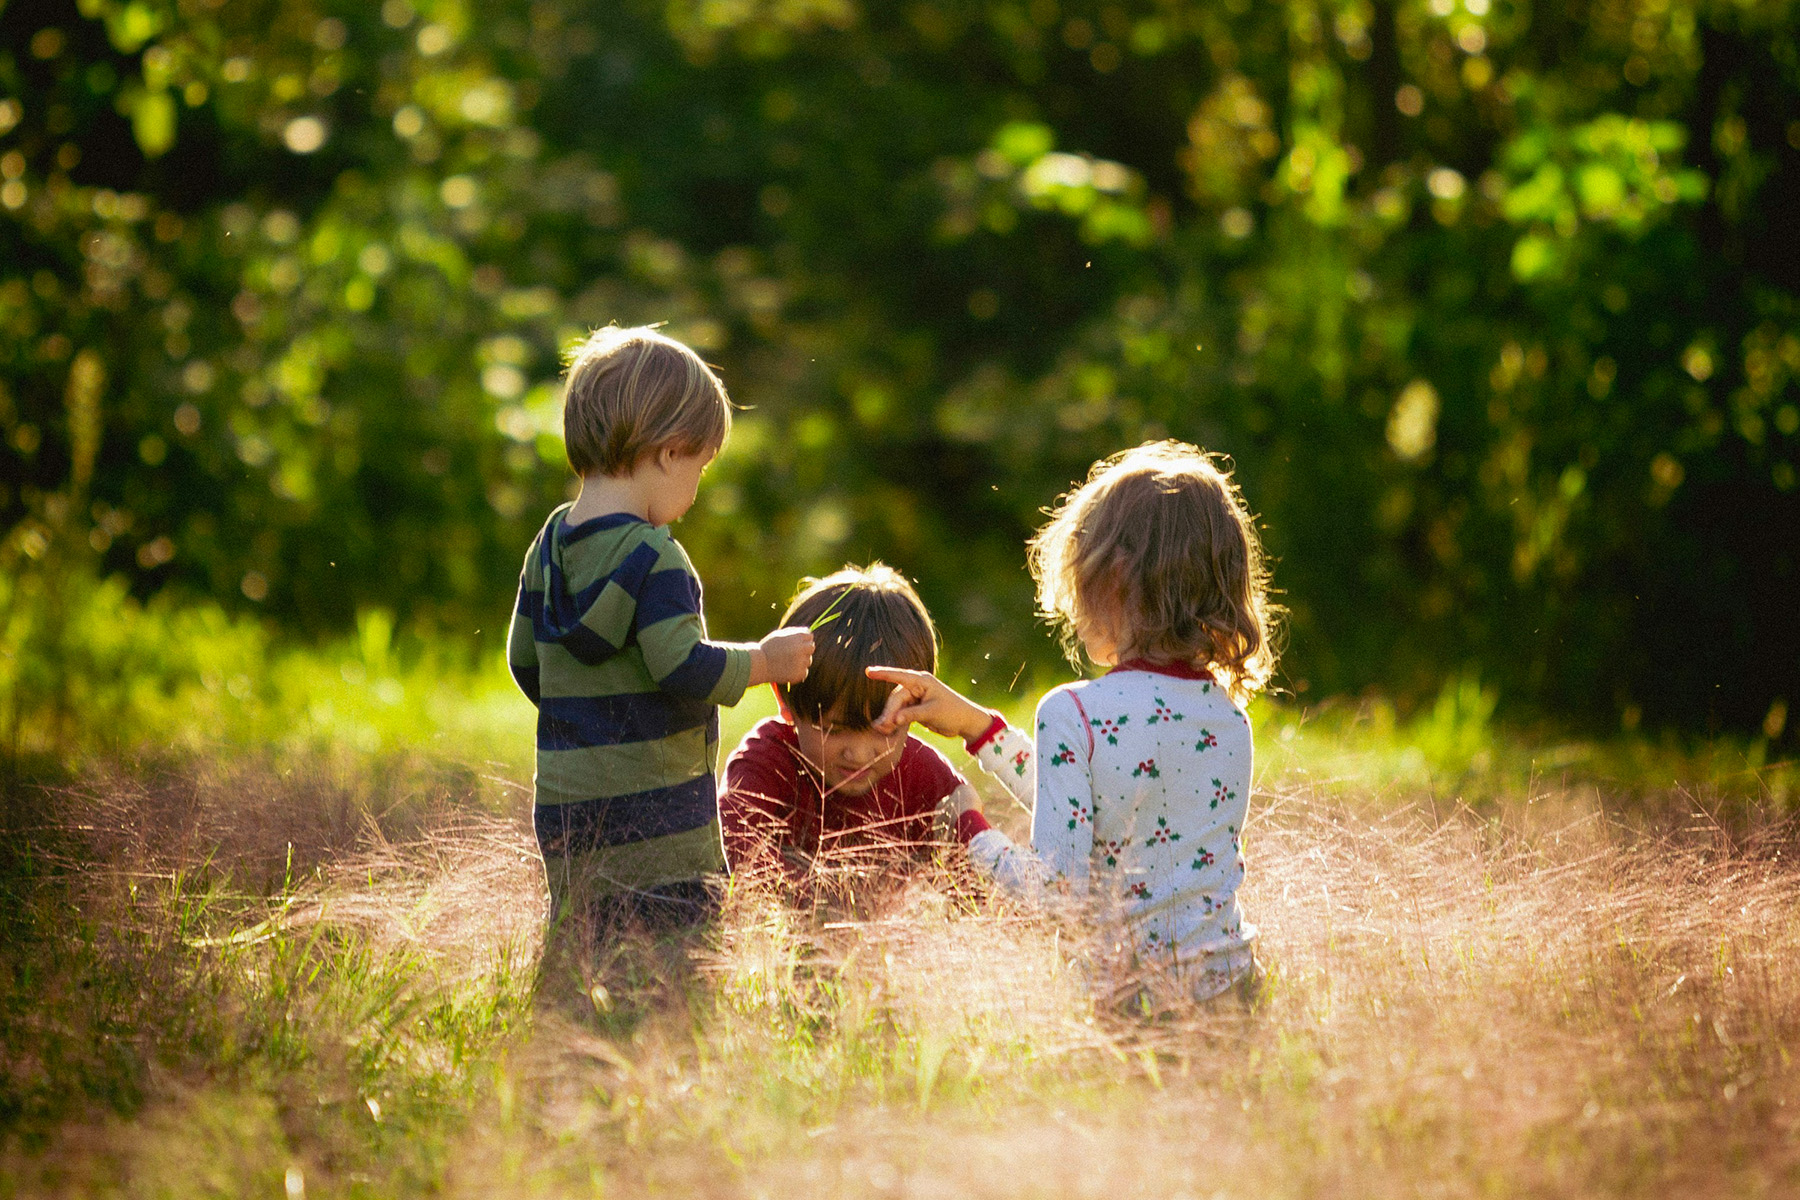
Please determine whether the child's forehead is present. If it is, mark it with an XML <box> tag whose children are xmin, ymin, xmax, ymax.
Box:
<box><xmin>807</xmin><ymin>702</ymin><xmax>882</xmax><ymax>733</ymax></box>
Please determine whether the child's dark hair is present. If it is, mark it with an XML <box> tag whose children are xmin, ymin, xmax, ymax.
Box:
<box><xmin>777</xmin><ymin>564</ymin><xmax>938</xmax><ymax>728</ymax></box>
<box><xmin>1028</xmin><ymin>440</ymin><xmax>1280</xmax><ymax>702</ymax></box>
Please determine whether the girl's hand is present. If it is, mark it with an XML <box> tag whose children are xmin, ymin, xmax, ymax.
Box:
<box><xmin>865</xmin><ymin>666</ymin><xmax>992</xmax><ymax>742</ymax></box>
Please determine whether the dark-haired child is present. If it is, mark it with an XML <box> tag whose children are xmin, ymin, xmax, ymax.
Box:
<box><xmin>719</xmin><ymin>565</ymin><xmax>983</xmax><ymax>886</ymax></box>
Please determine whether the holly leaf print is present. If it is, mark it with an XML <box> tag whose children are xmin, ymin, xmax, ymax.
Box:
<box><xmin>1010</xmin><ymin>749</ymin><xmax>1029</xmax><ymax>777</ymax></box>
<box><xmin>1194</xmin><ymin>728</ymin><xmax>1218</xmax><ymax>752</ymax></box>
<box><xmin>1147</xmin><ymin>697</ymin><xmax>1184</xmax><ymax>725</ymax></box>
<box><xmin>1065</xmin><ymin>795</ymin><xmax>1089</xmax><ymax>830</ymax></box>
<box><xmin>1050</xmin><ymin>742</ymin><xmax>1076</xmax><ymax>767</ymax></box>
<box><xmin>1089</xmin><ymin>713</ymin><xmax>1129</xmax><ymax>745</ymax></box>
<box><xmin>1190</xmin><ymin>849</ymin><xmax>1217</xmax><ymax>871</ymax></box>
<box><xmin>1144</xmin><ymin>815</ymin><xmax>1181</xmax><ymax>846</ymax></box>
<box><xmin>1131</xmin><ymin>758</ymin><xmax>1160</xmax><ymax>779</ymax></box>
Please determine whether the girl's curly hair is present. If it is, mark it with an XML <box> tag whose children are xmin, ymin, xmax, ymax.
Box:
<box><xmin>1028</xmin><ymin>441</ymin><xmax>1281</xmax><ymax>702</ymax></box>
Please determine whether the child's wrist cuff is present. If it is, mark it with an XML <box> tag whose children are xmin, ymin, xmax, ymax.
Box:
<box><xmin>955</xmin><ymin>808</ymin><xmax>992</xmax><ymax>844</ymax></box>
<box><xmin>964</xmin><ymin>712</ymin><xmax>1007</xmax><ymax>755</ymax></box>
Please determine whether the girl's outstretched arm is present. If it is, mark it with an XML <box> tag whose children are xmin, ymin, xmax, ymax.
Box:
<box><xmin>867</xmin><ymin>666</ymin><xmax>1029</xmax><ymax>809</ymax></box>
<box><xmin>865</xmin><ymin>666</ymin><xmax>993</xmax><ymax>743</ymax></box>
<box><xmin>867</xmin><ymin>665</ymin><xmax>1049</xmax><ymax>892</ymax></box>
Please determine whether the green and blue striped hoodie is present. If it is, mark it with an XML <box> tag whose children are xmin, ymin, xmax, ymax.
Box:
<box><xmin>508</xmin><ymin>504</ymin><xmax>752</xmax><ymax>899</ymax></box>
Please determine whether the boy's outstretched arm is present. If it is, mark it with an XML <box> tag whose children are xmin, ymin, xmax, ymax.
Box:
<box><xmin>635</xmin><ymin>540</ymin><xmax>814</xmax><ymax>700</ymax></box>
<box><xmin>748</xmin><ymin>628</ymin><xmax>815</xmax><ymax>687</ymax></box>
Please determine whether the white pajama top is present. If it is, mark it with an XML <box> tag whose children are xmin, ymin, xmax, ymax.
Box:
<box><xmin>965</xmin><ymin>662</ymin><xmax>1256</xmax><ymax>968</ymax></box>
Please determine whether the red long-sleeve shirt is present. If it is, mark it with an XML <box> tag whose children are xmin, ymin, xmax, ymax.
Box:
<box><xmin>720</xmin><ymin>717</ymin><xmax>968</xmax><ymax>883</ymax></box>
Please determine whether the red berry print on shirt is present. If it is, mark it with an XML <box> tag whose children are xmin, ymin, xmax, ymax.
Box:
<box><xmin>1194</xmin><ymin>728</ymin><xmax>1218</xmax><ymax>752</ymax></box>
<box><xmin>1125</xmin><ymin>881</ymin><xmax>1151</xmax><ymax>901</ymax></box>
<box><xmin>1144</xmin><ymin>815</ymin><xmax>1181</xmax><ymax>846</ymax></box>
<box><xmin>1010</xmin><ymin>748</ymin><xmax>1029</xmax><ymax>777</ymax></box>
<box><xmin>1146</xmin><ymin>698</ymin><xmax>1185</xmax><ymax>725</ymax></box>
<box><xmin>1100</xmin><ymin>836</ymin><xmax>1130</xmax><ymax>867</ymax></box>
<box><xmin>1132</xmin><ymin>758</ymin><xmax>1160</xmax><ymax>779</ymax></box>
<box><xmin>1190</xmin><ymin>848</ymin><xmax>1217</xmax><ymax>871</ymax></box>
<box><xmin>1209</xmin><ymin>778</ymin><xmax>1237</xmax><ymax>809</ymax></box>
<box><xmin>1090</xmin><ymin>713</ymin><xmax>1129</xmax><ymax>745</ymax></box>
<box><xmin>1049</xmin><ymin>742</ymin><xmax>1076</xmax><ymax>767</ymax></box>
<box><xmin>1065</xmin><ymin>795</ymin><xmax>1090</xmax><ymax>830</ymax></box>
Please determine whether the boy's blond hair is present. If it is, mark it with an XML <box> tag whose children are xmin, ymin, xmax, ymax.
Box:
<box><xmin>561</xmin><ymin>326</ymin><xmax>731</xmax><ymax>476</ymax></box>
<box><xmin>1028</xmin><ymin>440</ymin><xmax>1280</xmax><ymax>702</ymax></box>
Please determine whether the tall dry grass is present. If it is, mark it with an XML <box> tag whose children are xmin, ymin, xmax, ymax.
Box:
<box><xmin>0</xmin><ymin>752</ymin><xmax>540</xmax><ymax>1196</ymax></box>
<box><xmin>450</xmin><ymin>778</ymin><xmax>1800</xmax><ymax>1200</ymax></box>
<box><xmin>7</xmin><ymin>747</ymin><xmax>1800</xmax><ymax>1198</ymax></box>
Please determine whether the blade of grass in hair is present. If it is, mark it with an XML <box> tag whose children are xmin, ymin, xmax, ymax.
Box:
<box><xmin>808</xmin><ymin>589</ymin><xmax>850</xmax><ymax>632</ymax></box>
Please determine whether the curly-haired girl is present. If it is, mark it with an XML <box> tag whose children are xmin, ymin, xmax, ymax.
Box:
<box><xmin>870</xmin><ymin>441</ymin><xmax>1279</xmax><ymax>1002</ymax></box>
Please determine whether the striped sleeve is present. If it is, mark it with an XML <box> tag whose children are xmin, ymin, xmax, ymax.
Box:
<box><xmin>508</xmin><ymin>535</ymin><xmax>543</xmax><ymax>706</ymax></box>
<box><xmin>634</xmin><ymin>534</ymin><xmax>752</xmax><ymax>706</ymax></box>
<box><xmin>508</xmin><ymin>603</ymin><xmax>541</xmax><ymax>706</ymax></box>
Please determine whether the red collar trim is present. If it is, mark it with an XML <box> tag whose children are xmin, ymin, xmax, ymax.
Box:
<box><xmin>1108</xmin><ymin>658</ymin><xmax>1215</xmax><ymax>682</ymax></box>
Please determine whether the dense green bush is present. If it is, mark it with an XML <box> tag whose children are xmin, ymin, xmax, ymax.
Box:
<box><xmin>1</xmin><ymin>0</ymin><xmax>1795</xmax><ymax>734</ymax></box>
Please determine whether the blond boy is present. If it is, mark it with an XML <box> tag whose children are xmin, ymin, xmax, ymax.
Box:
<box><xmin>508</xmin><ymin>327</ymin><xmax>813</xmax><ymax>933</ymax></box>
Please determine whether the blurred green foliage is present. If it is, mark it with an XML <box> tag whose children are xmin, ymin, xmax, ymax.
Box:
<box><xmin>1</xmin><ymin>0</ymin><xmax>1796</xmax><ymax>736</ymax></box>
<box><xmin>0</xmin><ymin>548</ymin><xmax>532</xmax><ymax>768</ymax></box>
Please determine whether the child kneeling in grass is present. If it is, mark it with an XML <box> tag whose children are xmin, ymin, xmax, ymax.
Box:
<box><xmin>720</xmin><ymin>565</ymin><xmax>984</xmax><ymax>889</ymax></box>
<box><xmin>870</xmin><ymin>441</ymin><xmax>1279</xmax><ymax>1002</ymax></box>
<box><xmin>508</xmin><ymin>327</ymin><xmax>814</xmax><ymax>939</ymax></box>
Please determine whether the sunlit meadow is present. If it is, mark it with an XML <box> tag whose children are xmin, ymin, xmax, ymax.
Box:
<box><xmin>3</xmin><ymin>587</ymin><xmax>1798</xmax><ymax>1200</ymax></box>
